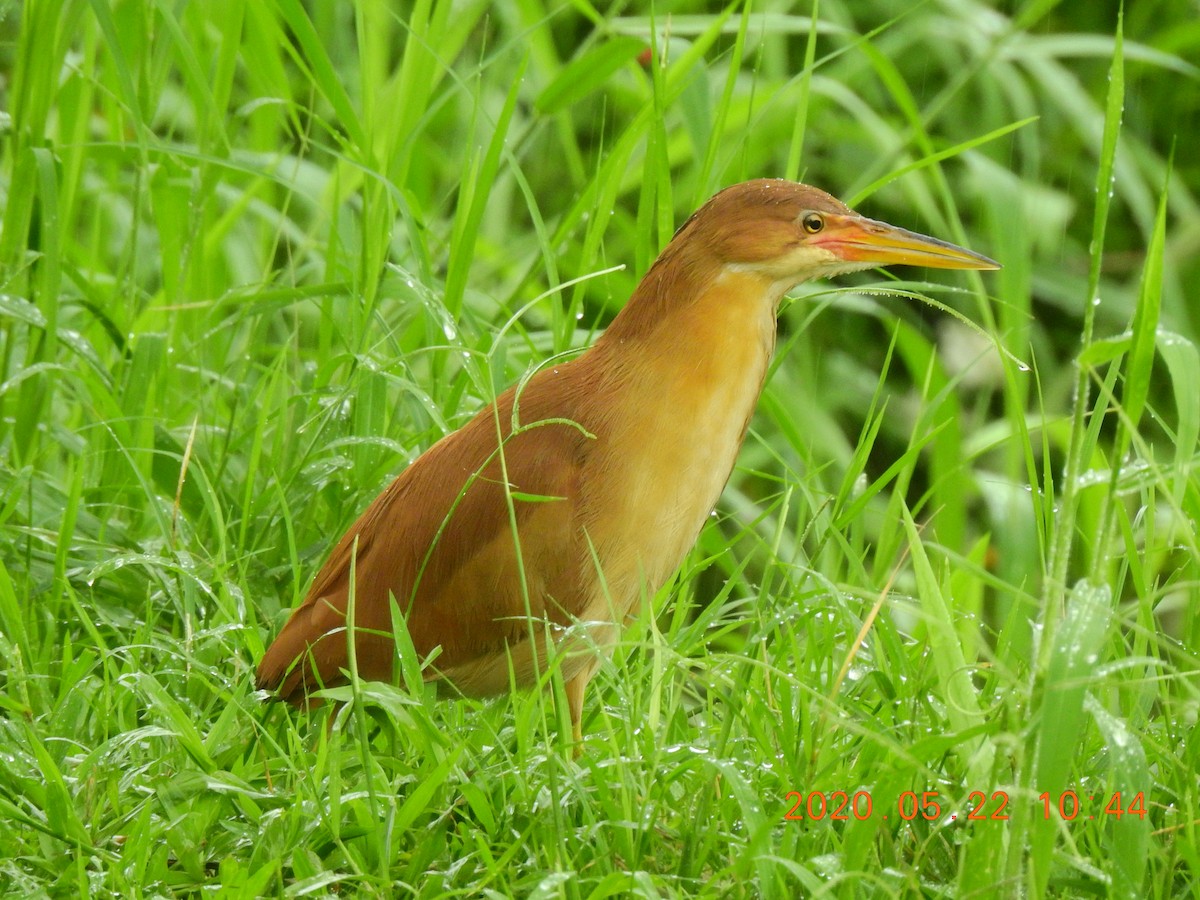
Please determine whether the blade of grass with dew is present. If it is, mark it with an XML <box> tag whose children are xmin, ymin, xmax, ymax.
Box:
<box><xmin>1044</xmin><ymin>10</ymin><xmax>1124</xmax><ymax>621</ymax></box>
<box><xmin>1101</xmin><ymin>166</ymin><xmax>1168</xmax><ymax>537</ymax></box>
<box><xmin>1014</xmin><ymin>13</ymin><xmax>1125</xmax><ymax>893</ymax></box>
<box><xmin>1028</xmin><ymin>579</ymin><xmax>1114</xmax><ymax>894</ymax></box>
<box><xmin>1085</xmin><ymin>695</ymin><xmax>1152</xmax><ymax>899</ymax></box>
<box><xmin>1120</xmin><ymin>166</ymin><xmax>1168</xmax><ymax>436</ymax></box>
<box><xmin>900</xmin><ymin>503</ymin><xmax>993</xmax><ymax>788</ymax></box>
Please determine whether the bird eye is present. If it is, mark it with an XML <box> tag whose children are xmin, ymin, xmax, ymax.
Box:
<box><xmin>801</xmin><ymin>212</ymin><xmax>824</xmax><ymax>234</ymax></box>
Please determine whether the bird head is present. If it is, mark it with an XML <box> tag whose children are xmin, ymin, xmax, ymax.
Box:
<box><xmin>674</xmin><ymin>178</ymin><xmax>1000</xmax><ymax>287</ymax></box>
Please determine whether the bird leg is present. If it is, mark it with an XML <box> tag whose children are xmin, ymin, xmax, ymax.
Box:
<box><xmin>564</xmin><ymin>668</ymin><xmax>592</xmax><ymax>758</ymax></box>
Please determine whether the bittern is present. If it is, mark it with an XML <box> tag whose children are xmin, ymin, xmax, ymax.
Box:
<box><xmin>257</xmin><ymin>178</ymin><xmax>998</xmax><ymax>744</ymax></box>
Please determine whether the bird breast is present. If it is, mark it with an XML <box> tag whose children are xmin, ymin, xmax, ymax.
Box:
<box><xmin>580</xmin><ymin>269</ymin><xmax>779</xmax><ymax>619</ymax></box>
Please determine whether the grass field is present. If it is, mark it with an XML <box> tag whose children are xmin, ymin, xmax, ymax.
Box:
<box><xmin>1</xmin><ymin>1</ymin><xmax>1198</xmax><ymax>897</ymax></box>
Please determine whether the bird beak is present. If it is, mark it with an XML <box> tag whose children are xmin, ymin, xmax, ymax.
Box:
<box><xmin>813</xmin><ymin>213</ymin><xmax>1001</xmax><ymax>271</ymax></box>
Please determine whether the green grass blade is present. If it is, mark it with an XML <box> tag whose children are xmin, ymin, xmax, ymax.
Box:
<box><xmin>1029</xmin><ymin>579</ymin><xmax>1114</xmax><ymax>894</ymax></box>
<box><xmin>444</xmin><ymin>56</ymin><xmax>527</xmax><ymax>318</ymax></box>
<box><xmin>900</xmin><ymin>503</ymin><xmax>992</xmax><ymax>787</ymax></box>
<box><xmin>1085</xmin><ymin>696</ymin><xmax>1152</xmax><ymax>899</ymax></box>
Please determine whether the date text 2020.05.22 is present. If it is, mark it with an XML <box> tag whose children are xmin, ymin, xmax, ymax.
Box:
<box><xmin>783</xmin><ymin>790</ymin><xmax>1147</xmax><ymax>822</ymax></box>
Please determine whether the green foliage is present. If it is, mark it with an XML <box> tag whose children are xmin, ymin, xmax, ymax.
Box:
<box><xmin>1</xmin><ymin>1</ymin><xmax>1197</xmax><ymax>896</ymax></box>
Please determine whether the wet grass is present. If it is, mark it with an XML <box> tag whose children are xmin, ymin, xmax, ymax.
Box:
<box><xmin>1</xmin><ymin>1</ymin><xmax>1197</xmax><ymax>896</ymax></box>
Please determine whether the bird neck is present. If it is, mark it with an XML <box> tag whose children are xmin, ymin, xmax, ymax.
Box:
<box><xmin>582</xmin><ymin>244</ymin><xmax>783</xmax><ymax>433</ymax></box>
<box><xmin>594</xmin><ymin>239</ymin><xmax>786</xmax><ymax>363</ymax></box>
<box><xmin>598</xmin><ymin>237</ymin><xmax>721</xmax><ymax>347</ymax></box>
<box><xmin>573</xmin><ymin>247</ymin><xmax>783</xmax><ymax>600</ymax></box>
